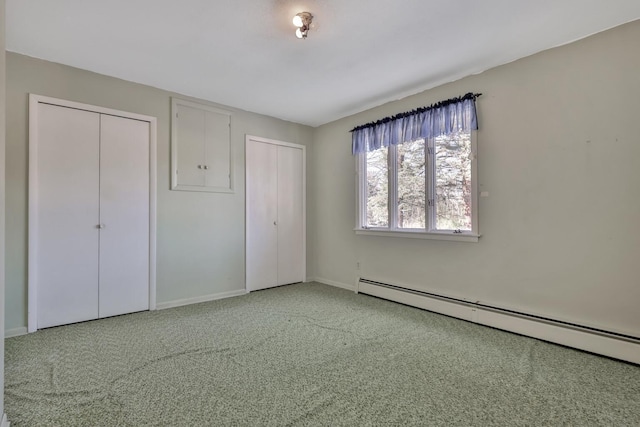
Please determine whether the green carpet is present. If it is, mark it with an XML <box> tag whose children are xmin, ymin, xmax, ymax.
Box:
<box><xmin>5</xmin><ymin>283</ymin><xmax>640</xmax><ymax>426</ymax></box>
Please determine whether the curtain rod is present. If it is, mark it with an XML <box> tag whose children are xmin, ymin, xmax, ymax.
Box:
<box><xmin>350</xmin><ymin>92</ymin><xmax>482</xmax><ymax>133</ymax></box>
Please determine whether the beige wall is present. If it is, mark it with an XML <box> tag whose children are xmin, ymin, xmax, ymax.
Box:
<box><xmin>312</xmin><ymin>20</ymin><xmax>640</xmax><ymax>336</ymax></box>
<box><xmin>6</xmin><ymin>20</ymin><xmax>640</xmax><ymax>339</ymax></box>
<box><xmin>1</xmin><ymin>0</ymin><xmax>6</xmax><ymax>417</ymax></box>
<box><xmin>5</xmin><ymin>53</ymin><xmax>314</xmax><ymax>331</ymax></box>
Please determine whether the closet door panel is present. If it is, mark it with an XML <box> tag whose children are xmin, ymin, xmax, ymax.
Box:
<box><xmin>98</xmin><ymin>114</ymin><xmax>150</xmax><ymax>317</ymax></box>
<box><xmin>175</xmin><ymin>104</ymin><xmax>206</xmax><ymax>186</ymax></box>
<box><xmin>276</xmin><ymin>145</ymin><xmax>304</xmax><ymax>285</ymax></box>
<box><xmin>36</xmin><ymin>104</ymin><xmax>100</xmax><ymax>328</ymax></box>
<box><xmin>204</xmin><ymin>109</ymin><xmax>231</xmax><ymax>188</ymax></box>
<box><xmin>246</xmin><ymin>140</ymin><xmax>278</xmax><ymax>291</ymax></box>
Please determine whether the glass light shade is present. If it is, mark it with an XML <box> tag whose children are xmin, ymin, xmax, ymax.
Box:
<box><xmin>292</xmin><ymin>15</ymin><xmax>303</xmax><ymax>27</ymax></box>
<box><xmin>295</xmin><ymin>28</ymin><xmax>303</xmax><ymax>38</ymax></box>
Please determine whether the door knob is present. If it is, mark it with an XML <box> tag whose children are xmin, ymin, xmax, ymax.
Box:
<box><xmin>97</xmin><ymin>224</ymin><xmax>106</xmax><ymax>229</ymax></box>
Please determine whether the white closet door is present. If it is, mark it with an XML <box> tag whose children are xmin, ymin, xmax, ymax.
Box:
<box><xmin>277</xmin><ymin>145</ymin><xmax>304</xmax><ymax>285</ymax></box>
<box><xmin>35</xmin><ymin>104</ymin><xmax>100</xmax><ymax>328</ymax></box>
<box><xmin>99</xmin><ymin>114</ymin><xmax>150</xmax><ymax>317</ymax></box>
<box><xmin>246</xmin><ymin>139</ymin><xmax>278</xmax><ymax>291</ymax></box>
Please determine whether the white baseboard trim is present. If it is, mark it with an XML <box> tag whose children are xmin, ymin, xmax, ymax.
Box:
<box><xmin>313</xmin><ymin>277</ymin><xmax>356</xmax><ymax>291</ymax></box>
<box><xmin>1</xmin><ymin>413</ymin><xmax>10</xmax><ymax>427</ymax></box>
<box><xmin>476</xmin><ymin>308</ymin><xmax>640</xmax><ymax>364</ymax></box>
<box><xmin>7</xmin><ymin>291</ymin><xmax>250</xmax><ymax>333</ymax></box>
<box><xmin>5</xmin><ymin>327</ymin><xmax>28</xmax><ymax>338</ymax></box>
<box><xmin>358</xmin><ymin>281</ymin><xmax>640</xmax><ymax>365</ymax></box>
<box><xmin>156</xmin><ymin>289</ymin><xmax>247</xmax><ymax>310</ymax></box>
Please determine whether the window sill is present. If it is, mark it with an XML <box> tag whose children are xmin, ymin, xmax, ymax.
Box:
<box><xmin>354</xmin><ymin>228</ymin><xmax>480</xmax><ymax>242</ymax></box>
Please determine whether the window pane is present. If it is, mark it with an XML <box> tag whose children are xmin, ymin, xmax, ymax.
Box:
<box><xmin>397</xmin><ymin>139</ymin><xmax>425</xmax><ymax>229</ymax></box>
<box><xmin>434</xmin><ymin>132</ymin><xmax>472</xmax><ymax>230</ymax></box>
<box><xmin>366</xmin><ymin>147</ymin><xmax>388</xmax><ymax>227</ymax></box>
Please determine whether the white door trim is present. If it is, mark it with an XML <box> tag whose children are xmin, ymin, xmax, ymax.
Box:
<box><xmin>28</xmin><ymin>94</ymin><xmax>158</xmax><ymax>333</ymax></box>
<box><xmin>245</xmin><ymin>135</ymin><xmax>306</xmax><ymax>292</ymax></box>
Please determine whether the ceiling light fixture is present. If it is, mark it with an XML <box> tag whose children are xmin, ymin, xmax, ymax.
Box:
<box><xmin>292</xmin><ymin>12</ymin><xmax>313</xmax><ymax>39</ymax></box>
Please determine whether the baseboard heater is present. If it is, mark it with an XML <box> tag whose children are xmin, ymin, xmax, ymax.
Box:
<box><xmin>356</xmin><ymin>278</ymin><xmax>640</xmax><ymax>365</ymax></box>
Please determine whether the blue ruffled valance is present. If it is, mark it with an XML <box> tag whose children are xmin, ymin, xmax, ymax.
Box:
<box><xmin>351</xmin><ymin>93</ymin><xmax>480</xmax><ymax>155</ymax></box>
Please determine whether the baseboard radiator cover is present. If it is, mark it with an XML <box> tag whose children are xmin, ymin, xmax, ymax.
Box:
<box><xmin>356</xmin><ymin>278</ymin><xmax>640</xmax><ymax>365</ymax></box>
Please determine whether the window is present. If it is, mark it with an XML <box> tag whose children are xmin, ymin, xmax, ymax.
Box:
<box><xmin>357</xmin><ymin>131</ymin><xmax>478</xmax><ymax>241</ymax></box>
<box><xmin>352</xmin><ymin>93</ymin><xmax>480</xmax><ymax>241</ymax></box>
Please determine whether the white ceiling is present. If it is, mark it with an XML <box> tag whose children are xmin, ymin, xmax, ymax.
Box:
<box><xmin>6</xmin><ymin>1</ymin><xmax>640</xmax><ymax>127</ymax></box>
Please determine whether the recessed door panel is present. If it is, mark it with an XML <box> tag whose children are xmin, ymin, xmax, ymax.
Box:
<box><xmin>204</xmin><ymin>109</ymin><xmax>231</xmax><ymax>188</ymax></box>
<box><xmin>35</xmin><ymin>103</ymin><xmax>100</xmax><ymax>328</ymax></box>
<box><xmin>277</xmin><ymin>145</ymin><xmax>304</xmax><ymax>285</ymax></box>
<box><xmin>246</xmin><ymin>139</ymin><xmax>278</xmax><ymax>291</ymax></box>
<box><xmin>99</xmin><ymin>114</ymin><xmax>150</xmax><ymax>317</ymax></box>
<box><xmin>175</xmin><ymin>104</ymin><xmax>206</xmax><ymax>186</ymax></box>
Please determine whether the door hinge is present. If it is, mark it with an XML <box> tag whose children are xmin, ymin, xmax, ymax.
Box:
<box><xmin>428</xmin><ymin>199</ymin><xmax>434</xmax><ymax>207</ymax></box>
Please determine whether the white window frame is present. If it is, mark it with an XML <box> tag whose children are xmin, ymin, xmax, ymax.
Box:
<box><xmin>355</xmin><ymin>132</ymin><xmax>479</xmax><ymax>242</ymax></box>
